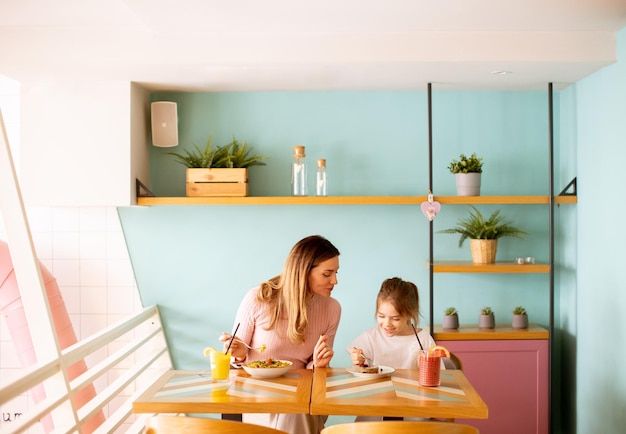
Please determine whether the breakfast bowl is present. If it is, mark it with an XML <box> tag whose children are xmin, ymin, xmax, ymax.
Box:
<box><xmin>242</xmin><ymin>359</ymin><xmax>293</xmax><ymax>379</ymax></box>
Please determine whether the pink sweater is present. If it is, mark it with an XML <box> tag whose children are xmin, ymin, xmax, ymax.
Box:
<box><xmin>233</xmin><ymin>287</ymin><xmax>341</xmax><ymax>369</ymax></box>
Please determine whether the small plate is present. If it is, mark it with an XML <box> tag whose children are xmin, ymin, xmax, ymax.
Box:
<box><xmin>346</xmin><ymin>365</ymin><xmax>395</xmax><ymax>378</ymax></box>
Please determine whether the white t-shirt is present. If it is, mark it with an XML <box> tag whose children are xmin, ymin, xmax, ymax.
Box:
<box><xmin>346</xmin><ymin>325</ymin><xmax>438</xmax><ymax>369</ymax></box>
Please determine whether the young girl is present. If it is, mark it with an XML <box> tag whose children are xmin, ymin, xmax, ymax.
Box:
<box><xmin>347</xmin><ymin>277</ymin><xmax>439</xmax><ymax>421</ymax></box>
<box><xmin>348</xmin><ymin>277</ymin><xmax>436</xmax><ymax>368</ymax></box>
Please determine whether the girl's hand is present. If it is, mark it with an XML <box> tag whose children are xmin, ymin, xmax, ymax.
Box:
<box><xmin>219</xmin><ymin>332</ymin><xmax>247</xmax><ymax>361</ymax></box>
<box><xmin>313</xmin><ymin>335</ymin><xmax>334</xmax><ymax>368</ymax></box>
<box><xmin>350</xmin><ymin>347</ymin><xmax>366</xmax><ymax>366</ymax></box>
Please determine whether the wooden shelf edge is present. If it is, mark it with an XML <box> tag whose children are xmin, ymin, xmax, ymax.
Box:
<box><xmin>433</xmin><ymin>324</ymin><xmax>549</xmax><ymax>341</ymax></box>
<box><xmin>137</xmin><ymin>195</ymin><xmax>577</xmax><ymax>206</ymax></box>
<box><xmin>426</xmin><ymin>261</ymin><xmax>550</xmax><ymax>273</ymax></box>
<box><xmin>136</xmin><ymin>196</ymin><xmax>427</xmax><ymax>206</ymax></box>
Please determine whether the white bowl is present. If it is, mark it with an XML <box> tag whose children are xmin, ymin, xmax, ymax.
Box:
<box><xmin>242</xmin><ymin>360</ymin><xmax>293</xmax><ymax>378</ymax></box>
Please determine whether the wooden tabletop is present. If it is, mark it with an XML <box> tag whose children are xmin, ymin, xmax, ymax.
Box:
<box><xmin>132</xmin><ymin>369</ymin><xmax>312</xmax><ymax>415</ymax></box>
<box><xmin>310</xmin><ymin>368</ymin><xmax>488</xmax><ymax>420</ymax></box>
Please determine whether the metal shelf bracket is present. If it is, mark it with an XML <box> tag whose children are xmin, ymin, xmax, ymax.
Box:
<box><xmin>558</xmin><ymin>177</ymin><xmax>577</xmax><ymax>196</ymax></box>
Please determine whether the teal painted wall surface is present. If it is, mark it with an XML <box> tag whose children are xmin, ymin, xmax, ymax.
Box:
<box><xmin>120</xmin><ymin>89</ymin><xmax>559</xmax><ymax>376</ymax></box>
<box><xmin>573</xmin><ymin>27</ymin><xmax>626</xmax><ymax>434</ymax></box>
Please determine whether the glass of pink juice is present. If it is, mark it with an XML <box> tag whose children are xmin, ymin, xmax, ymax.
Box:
<box><xmin>418</xmin><ymin>350</ymin><xmax>441</xmax><ymax>387</ymax></box>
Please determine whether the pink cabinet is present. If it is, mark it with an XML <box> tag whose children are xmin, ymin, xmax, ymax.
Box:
<box><xmin>435</xmin><ymin>326</ymin><xmax>549</xmax><ymax>434</ymax></box>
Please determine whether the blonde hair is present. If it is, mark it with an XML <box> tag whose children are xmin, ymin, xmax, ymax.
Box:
<box><xmin>376</xmin><ymin>277</ymin><xmax>420</xmax><ymax>326</ymax></box>
<box><xmin>258</xmin><ymin>235</ymin><xmax>340</xmax><ymax>344</ymax></box>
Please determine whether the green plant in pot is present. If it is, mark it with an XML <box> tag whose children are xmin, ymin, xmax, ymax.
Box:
<box><xmin>168</xmin><ymin>135</ymin><xmax>269</xmax><ymax>168</ymax></box>
<box><xmin>443</xmin><ymin>307</ymin><xmax>459</xmax><ymax>329</ymax></box>
<box><xmin>438</xmin><ymin>205</ymin><xmax>527</xmax><ymax>264</ymax></box>
<box><xmin>168</xmin><ymin>134</ymin><xmax>269</xmax><ymax>197</ymax></box>
<box><xmin>479</xmin><ymin>306</ymin><xmax>495</xmax><ymax>329</ymax></box>
<box><xmin>512</xmin><ymin>306</ymin><xmax>529</xmax><ymax>329</ymax></box>
<box><xmin>448</xmin><ymin>153</ymin><xmax>484</xmax><ymax>196</ymax></box>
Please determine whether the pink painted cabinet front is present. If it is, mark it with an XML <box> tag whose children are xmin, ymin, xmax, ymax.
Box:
<box><xmin>444</xmin><ymin>339</ymin><xmax>549</xmax><ymax>434</ymax></box>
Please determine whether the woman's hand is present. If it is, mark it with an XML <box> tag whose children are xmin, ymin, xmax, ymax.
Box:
<box><xmin>313</xmin><ymin>335</ymin><xmax>334</xmax><ymax>368</ymax></box>
<box><xmin>350</xmin><ymin>347</ymin><xmax>366</xmax><ymax>366</ymax></box>
<box><xmin>218</xmin><ymin>332</ymin><xmax>247</xmax><ymax>361</ymax></box>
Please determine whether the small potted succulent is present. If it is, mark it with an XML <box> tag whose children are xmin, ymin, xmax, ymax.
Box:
<box><xmin>447</xmin><ymin>152</ymin><xmax>484</xmax><ymax>196</ymax></box>
<box><xmin>512</xmin><ymin>306</ymin><xmax>529</xmax><ymax>329</ymax></box>
<box><xmin>442</xmin><ymin>307</ymin><xmax>459</xmax><ymax>329</ymax></box>
<box><xmin>479</xmin><ymin>306</ymin><xmax>495</xmax><ymax>329</ymax></box>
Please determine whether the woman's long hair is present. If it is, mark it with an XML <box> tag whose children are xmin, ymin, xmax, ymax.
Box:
<box><xmin>258</xmin><ymin>235</ymin><xmax>340</xmax><ymax>344</ymax></box>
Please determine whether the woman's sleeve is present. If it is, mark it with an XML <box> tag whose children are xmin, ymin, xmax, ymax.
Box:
<box><xmin>324</xmin><ymin>298</ymin><xmax>342</xmax><ymax>348</ymax></box>
<box><xmin>233</xmin><ymin>288</ymin><xmax>259</xmax><ymax>344</ymax></box>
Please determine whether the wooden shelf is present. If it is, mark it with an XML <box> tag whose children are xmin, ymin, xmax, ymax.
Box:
<box><xmin>137</xmin><ymin>195</ymin><xmax>577</xmax><ymax>206</ymax></box>
<box><xmin>427</xmin><ymin>261</ymin><xmax>551</xmax><ymax>273</ymax></box>
<box><xmin>433</xmin><ymin>324</ymin><xmax>549</xmax><ymax>341</ymax></box>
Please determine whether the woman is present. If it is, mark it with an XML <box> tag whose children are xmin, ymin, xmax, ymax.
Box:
<box><xmin>219</xmin><ymin>235</ymin><xmax>341</xmax><ymax>434</ymax></box>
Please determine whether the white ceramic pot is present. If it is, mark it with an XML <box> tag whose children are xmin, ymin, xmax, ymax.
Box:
<box><xmin>455</xmin><ymin>173</ymin><xmax>481</xmax><ymax>196</ymax></box>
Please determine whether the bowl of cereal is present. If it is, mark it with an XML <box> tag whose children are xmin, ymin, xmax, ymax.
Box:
<box><xmin>242</xmin><ymin>359</ymin><xmax>293</xmax><ymax>378</ymax></box>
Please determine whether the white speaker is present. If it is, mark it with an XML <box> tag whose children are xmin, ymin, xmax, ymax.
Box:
<box><xmin>151</xmin><ymin>101</ymin><xmax>178</xmax><ymax>147</ymax></box>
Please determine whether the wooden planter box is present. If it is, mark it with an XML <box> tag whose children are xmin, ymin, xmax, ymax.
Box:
<box><xmin>186</xmin><ymin>168</ymin><xmax>249</xmax><ymax>197</ymax></box>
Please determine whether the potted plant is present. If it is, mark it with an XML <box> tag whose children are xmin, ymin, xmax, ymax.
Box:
<box><xmin>168</xmin><ymin>135</ymin><xmax>269</xmax><ymax>197</ymax></box>
<box><xmin>442</xmin><ymin>307</ymin><xmax>459</xmax><ymax>329</ymax></box>
<box><xmin>479</xmin><ymin>306</ymin><xmax>495</xmax><ymax>329</ymax></box>
<box><xmin>512</xmin><ymin>306</ymin><xmax>529</xmax><ymax>329</ymax></box>
<box><xmin>447</xmin><ymin>152</ymin><xmax>484</xmax><ymax>196</ymax></box>
<box><xmin>437</xmin><ymin>205</ymin><xmax>527</xmax><ymax>264</ymax></box>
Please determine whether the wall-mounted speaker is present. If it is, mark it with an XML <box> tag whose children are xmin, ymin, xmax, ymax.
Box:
<box><xmin>151</xmin><ymin>101</ymin><xmax>178</xmax><ymax>147</ymax></box>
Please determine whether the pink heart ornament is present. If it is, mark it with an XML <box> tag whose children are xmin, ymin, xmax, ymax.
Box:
<box><xmin>421</xmin><ymin>200</ymin><xmax>441</xmax><ymax>221</ymax></box>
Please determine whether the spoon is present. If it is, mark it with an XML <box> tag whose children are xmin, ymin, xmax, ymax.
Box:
<box><xmin>352</xmin><ymin>347</ymin><xmax>373</xmax><ymax>365</ymax></box>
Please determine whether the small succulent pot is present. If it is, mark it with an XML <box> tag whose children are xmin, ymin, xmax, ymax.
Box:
<box><xmin>512</xmin><ymin>306</ymin><xmax>529</xmax><ymax>329</ymax></box>
<box><xmin>442</xmin><ymin>307</ymin><xmax>459</xmax><ymax>329</ymax></box>
<box><xmin>512</xmin><ymin>314</ymin><xmax>529</xmax><ymax>329</ymax></box>
<box><xmin>443</xmin><ymin>314</ymin><xmax>459</xmax><ymax>329</ymax></box>
<box><xmin>479</xmin><ymin>307</ymin><xmax>495</xmax><ymax>329</ymax></box>
<box><xmin>479</xmin><ymin>314</ymin><xmax>495</xmax><ymax>329</ymax></box>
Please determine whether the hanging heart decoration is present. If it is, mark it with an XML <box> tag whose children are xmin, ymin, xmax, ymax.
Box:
<box><xmin>421</xmin><ymin>192</ymin><xmax>441</xmax><ymax>221</ymax></box>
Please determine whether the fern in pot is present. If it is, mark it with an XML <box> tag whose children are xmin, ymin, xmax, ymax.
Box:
<box><xmin>438</xmin><ymin>206</ymin><xmax>527</xmax><ymax>264</ymax></box>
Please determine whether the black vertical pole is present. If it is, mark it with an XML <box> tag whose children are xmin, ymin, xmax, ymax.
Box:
<box><xmin>428</xmin><ymin>83</ymin><xmax>434</xmax><ymax>336</ymax></box>
<box><xmin>548</xmin><ymin>82</ymin><xmax>554</xmax><ymax>433</ymax></box>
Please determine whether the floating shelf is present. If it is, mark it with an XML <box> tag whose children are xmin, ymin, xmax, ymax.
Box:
<box><xmin>137</xmin><ymin>195</ymin><xmax>577</xmax><ymax>206</ymax></box>
<box><xmin>426</xmin><ymin>261</ymin><xmax>551</xmax><ymax>273</ymax></box>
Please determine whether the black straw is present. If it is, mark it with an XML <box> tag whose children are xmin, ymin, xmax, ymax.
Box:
<box><xmin>411</xmin><ymin>323</ymin><xmax>424</xmax><ymax>350</ymax></box>
<box><xmin>225</xmin><ymin>323</ymin><xmax>240</xmax><ymax>355</ymax></box>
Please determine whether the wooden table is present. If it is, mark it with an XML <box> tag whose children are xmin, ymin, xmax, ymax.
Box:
<box><xmin>133</xmin><ymin>369</ymin><xmax>312</xmax><ymax>415</ymax></box>
<box><xmin>310</xmin><ymin>368</ymin><xmax>488</xmax><ymax>420</ymax></box>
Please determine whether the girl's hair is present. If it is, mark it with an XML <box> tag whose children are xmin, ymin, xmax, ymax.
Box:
<box><xmin>258</xmin><ymin>235</ymin><xmax>340</xmax><ymax>344</ymax></box>
<box><xmin>376</xmin><ymin>277</ymin><xmax>420</xmax><ymax>326</ymax></box>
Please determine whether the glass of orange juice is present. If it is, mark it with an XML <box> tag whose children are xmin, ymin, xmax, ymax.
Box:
<box><xmin>210</xmin><ymin>350</ymin><xmax>231</xmax><ymax>382</ymax></box>
<box><xmin>418</xmin><ymin>350</ymin><xmax>441</xmax><ymax>387</ymax></box>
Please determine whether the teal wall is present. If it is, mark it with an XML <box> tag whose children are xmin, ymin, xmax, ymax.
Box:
<box><xmin>119</xmin><ymin>89</ymin><xmax>567</xmax><ymax>425</ymax></box>
<box><xmin>571</xmin><ymin>27</ymin><xmax>626</xmax><ymax>434</ymax></box>
<box><xmin>121</xmin><ymin>89</ymin><xmax>557</xmax><ymax>364</ymax></box>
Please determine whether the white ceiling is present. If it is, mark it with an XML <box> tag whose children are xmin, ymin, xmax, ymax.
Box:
<box><xmin>1</xmin><ymin>0</ymin><xmax>625</xmax><ymax>91</ymax></box>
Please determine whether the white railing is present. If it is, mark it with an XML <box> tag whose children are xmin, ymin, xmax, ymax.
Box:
<box><xmin>0</xmin><ymin>305</ymin><xmax>172</xmax><ymax>434</ymax></box>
